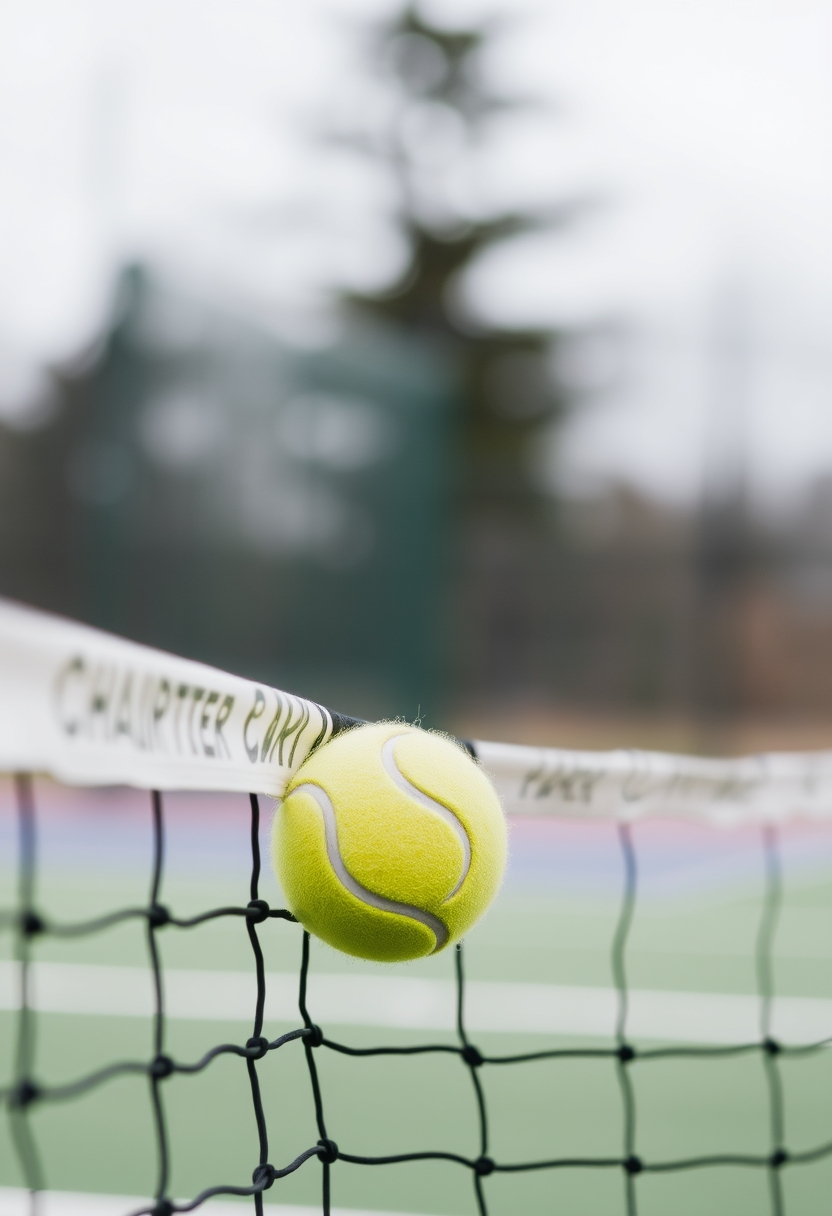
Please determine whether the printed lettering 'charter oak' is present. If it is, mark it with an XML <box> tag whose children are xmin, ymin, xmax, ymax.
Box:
<box><xmin>53</xmin><ymin>654</ymin><xmax>330</xmax><ymax>773</ymax></box>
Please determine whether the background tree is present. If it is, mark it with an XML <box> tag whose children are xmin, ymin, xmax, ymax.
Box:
<box><xmin>335</xmin><ymin>5</ymin><xmax>582</xmax><ymax>708</ymax></box>
<box><xmin>339</xmin><ymin>5</ymin><xmax>577</xmax><ymax>530</ymax></box>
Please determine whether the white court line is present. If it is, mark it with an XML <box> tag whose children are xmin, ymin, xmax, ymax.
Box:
<box><xmin>0</xmin><ymin>1189</ymin><xmax>427</xmax><ymax>1216</ymax></box>
<box><xmin>1</xmin><ymin>961</ymin><xmax>831</xmax><ymax>1045</ymax></box>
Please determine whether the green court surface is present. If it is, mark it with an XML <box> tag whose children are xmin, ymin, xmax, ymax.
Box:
<box><xmin>2</xmin><ymin>787</ymin><xmax>832</xmax><ymax>1215</ymax></box>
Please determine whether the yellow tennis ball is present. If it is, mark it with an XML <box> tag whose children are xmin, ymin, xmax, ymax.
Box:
<box><xmin>272</xmin><ymin>722</ymin><xmax>507</xmax><ymax>963</ymax></box>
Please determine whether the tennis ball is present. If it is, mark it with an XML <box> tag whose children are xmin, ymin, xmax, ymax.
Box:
<box><xmin>272</xmin><ymin>722</ymin><xmax>507</xmax><ymax>963</ymax></box>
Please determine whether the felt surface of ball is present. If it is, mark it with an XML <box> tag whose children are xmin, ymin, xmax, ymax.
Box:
<box><xmin>272</xmin><ymin>722</ymin><xmax>507</xmax><ymax>963</ymax></box>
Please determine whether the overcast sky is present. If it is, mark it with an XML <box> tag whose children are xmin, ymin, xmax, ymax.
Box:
<box><xmin>1</xmin><ymin>0</ymin><xmax>831</xmax><ymax>511</ymax></box>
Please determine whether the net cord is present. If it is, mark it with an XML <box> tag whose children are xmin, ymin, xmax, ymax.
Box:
<box><xmin>7</xmin><ymin>595</ymin><xmax>832</xmax><ymax>826</ymax></box>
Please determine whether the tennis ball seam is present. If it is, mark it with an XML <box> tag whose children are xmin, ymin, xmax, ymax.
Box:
<box><xmin>292</xmin><ymin>780</ymin><xmax>450</xmax><ymax>950</ymax></box>
<box><xmin>381</xmin><ymin>734</ymin><xmax>472</xmax><ymax>897</ymax></box>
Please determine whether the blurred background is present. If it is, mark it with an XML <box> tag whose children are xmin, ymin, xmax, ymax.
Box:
<box><xmin>2</xmin><ymin>0</ymin><xmax>832</xmax><ymax>754</ymax></box>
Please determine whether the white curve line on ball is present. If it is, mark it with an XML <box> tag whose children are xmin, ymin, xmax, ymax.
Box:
<box><xmin>292</xmin><ymin>782</ymin><xmax>450</xmax><ymax>952</ymax></box>
<box><xmin>381</xmin><ymin>734</ymin><xmax>472</xmax><ymax>901</ymax></box>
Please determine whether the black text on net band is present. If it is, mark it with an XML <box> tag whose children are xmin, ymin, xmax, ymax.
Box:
<box><xmin>4</xmin><ymin>596</ymin><xmax>832</xmax><ymax>1216</ymax></box>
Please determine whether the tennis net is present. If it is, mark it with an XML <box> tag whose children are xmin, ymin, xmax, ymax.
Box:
<box><xmin>2</xmin><ymin>598</ymin><xmax>832</xmax><ymax>1216</ymax></box>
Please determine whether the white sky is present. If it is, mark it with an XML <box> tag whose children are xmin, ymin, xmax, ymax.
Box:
<box><xmin>0</xmin><ymin>0</ymin><xmax>831</xmax><ymax>510</ymax></box>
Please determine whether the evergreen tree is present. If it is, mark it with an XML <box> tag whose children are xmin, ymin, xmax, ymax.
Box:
<box><xmin>340</xmin><ymin>5</ymin><xmax>574</xmax><ymax>528</ymax></box>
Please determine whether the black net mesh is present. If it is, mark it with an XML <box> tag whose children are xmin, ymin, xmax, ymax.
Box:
<box><xmin>3</xmin><ymin>774</ymin><xmax>832</xmax><ymax>1216</ymax></box>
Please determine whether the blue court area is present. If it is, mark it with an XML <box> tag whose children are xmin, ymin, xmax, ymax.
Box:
<box><xmin>2</xmin><ymin>778</ymin><xmax>832</xmax><ymax>1215</ymax></box>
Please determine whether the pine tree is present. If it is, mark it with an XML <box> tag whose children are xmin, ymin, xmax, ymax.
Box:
<box><xmin>340</xmin><ymin>5</ymin><xmax>573</xmax><ymax>529</ymax></box>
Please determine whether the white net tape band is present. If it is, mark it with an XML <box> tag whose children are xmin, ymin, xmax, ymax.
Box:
<box><xmin>475</xmin><ymin>739</ymin><xmax>832</xmax><ymax>823</ymax></box>
<box><xmin>0</xmin><ymin>598</ymin><xmax>332</xmax><ymax>798</ymax></box>
<box><xmin>3</xmin><ymin>597</ymin><xmax>832</xmax><ymax>822</ymax></box>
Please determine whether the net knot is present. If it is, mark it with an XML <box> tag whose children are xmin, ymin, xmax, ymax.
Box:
<box><xmin>151</xmin><ymin>1202</ymin><xmax>173</xmax><ymax>1216</ymax></box>
<box><xmin>474</xmin><ymin>1156</ymin><xmax>495</xmax><ymax>1176</ymax></box>
<box><xmin>304</xmin><ymin>1024</ymin><xmax>323</xmax><ymax>1048</ymax></box>
<box><xmin>150</xmin><ymin>1054</ymin><xmax>174</xmax><ymax>1080</ymax></box>
<box><xmin>20</xmin><ymin>910</ymin><xmax>44</xmax><ymax>937</ymax></box>
<box><xmin>246</xmin><ymin>1036</ymin><xmax>269</xmax><ymax>1060</ymax></box>
<box><xmin>763</xmin><ymin>1037</ymin><xmax>781</xmax><ymax>1056</ymax></box>
<box><xmin>147</xmin><ymin>904</ymin><xmax>170</xmax><ymax>928</ymax></box>
<box><xmin>623</xmin><ymin>1155</ymin><xmax>643</xmax><ymax>1176</ymax></box>
<box><xmin>317</xmin><ymin>1138</ymin><xmax>339</xmax><ymax>1164</ymax></box>
<box><xmin>770</xmin><ymin>1148</ymin><xmax>789</xmax><ymax>1168</ymax></box>
<box><xmin>11</xmin><ymin>1079</ymin><xmax>40</xmax><ymax>1109</ymax></box>
<box><xmin>252</xmin><ymin>1163</ymin><xmax>275</xmax><ymax>1190</ymax></box>
<box><xmin>461</xmin><ymin>1044</ymin><xmax>484</xmax><ymax>1067</ymax></box>
<box><xmin>617</xmin><ymin>1044</ymin><xmax>636</xmax><ymax>1063</ymax></box>
<box><xmin>246</xmin><ymin>899</ymin><xmax>270</xmax><ymax>923</ymax></box>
